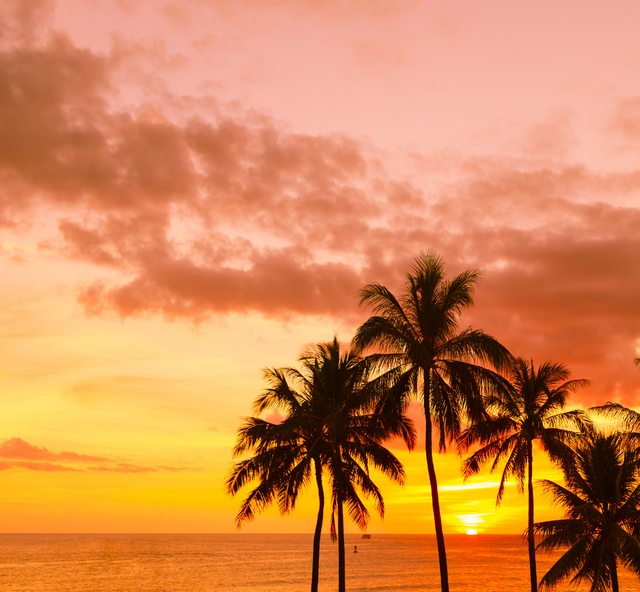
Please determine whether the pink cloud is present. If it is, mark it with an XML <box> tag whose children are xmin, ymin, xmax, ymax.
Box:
<box><xmin>0</xmin><ymin>437</ymin><xmax>110</xmax><ymax>462</ymax></box>
<box><xmin>519</xmin><ymin>111</ymin><xmax>576</xmax><ymax>159</ymax></box>
<box><xmin>0</xmin><ymin>439</ymin><xmax>193</xmax><ymax>473</ymax></box>
<box><xmin>609</xmin><ymin>97</ymin><xmax>640</xmax><ymax>145</ymax></box>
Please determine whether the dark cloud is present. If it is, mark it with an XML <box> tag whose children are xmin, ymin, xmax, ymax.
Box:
<box><xmin>77</xmin><ymin>249</ymin><xmax>365</xmax><ymax>320</ymax></box>
<box><xmin>466</xmin><ymin>226</ymin><xmax>640</xmax><ymax>404</ymax></box>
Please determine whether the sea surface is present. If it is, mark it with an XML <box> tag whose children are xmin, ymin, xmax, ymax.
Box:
<box><xmin>1</xmin><ymin>533</ymin><xmax>638</xmax><ymax>591</ymax></box>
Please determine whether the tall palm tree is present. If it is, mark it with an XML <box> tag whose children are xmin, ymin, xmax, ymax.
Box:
<box><xmin>353</xmin><ymin>252</ymin><xmax>511</xmax><ymax>592</ymax></box>
<box><xmin>227</xmin><ymin>337</ymin><xmax>415</xmax><ymax>592</ymax></box>
<box><xmin>534</xmin><ymin>431</ymin><xmax>640</xmax><ymax>592</ymax></box>
<box><xmin>460</xmin><ymin>358</ymin><xmax>591</xmax><ymax>592</ymax></box>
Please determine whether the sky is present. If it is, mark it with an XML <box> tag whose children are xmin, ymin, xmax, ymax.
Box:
<box><xmin>1</xmin><ymin>0</ymin><xmax>640</xmax><ymax>535</ymax></box>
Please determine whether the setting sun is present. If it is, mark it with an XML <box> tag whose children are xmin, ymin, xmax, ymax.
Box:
<box><xmin>466</xmin><ymin>529</ymin><xmax>478</xmax><ymax>536</ymax></box>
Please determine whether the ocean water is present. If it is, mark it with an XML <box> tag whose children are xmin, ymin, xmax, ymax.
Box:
<box><xmin>0</xmin><ymin>533</ymin><xmax>638</xmax><ymax>591</ymax></box>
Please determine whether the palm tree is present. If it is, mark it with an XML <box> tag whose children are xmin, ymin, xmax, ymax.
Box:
<box><xmin>353</xmin><ymin>252</ymin><xmax>511</xmax><ymax>592</ymax></box>
<box><xmin>227</xmin><ymin>337</ymin><xmax>415</xmax><ymax>592</ymax></box>
<box><xmin>300</xmin><ymin>338</ymin><xmax>415</xmax><ymax>592</ymax></box>
<box><xmin>460</xmin><ymin>358</ymin><xmax>591</xmax><ymax>592</ymax></box>
<box><xmin>226</xmin><ymin>366</ymin><xmax>327</xmax><ymax>592</ymax></box>
<box><xmin>534</xmin><ymin>431</ymin><xmax>640</xmax><ymax>592</ymax></box>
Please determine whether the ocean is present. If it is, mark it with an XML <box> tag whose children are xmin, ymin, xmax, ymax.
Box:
<box><xmin>0</xmin><ymin>533</ymin><xmax>638</xmax><ymax>591</ymax></box>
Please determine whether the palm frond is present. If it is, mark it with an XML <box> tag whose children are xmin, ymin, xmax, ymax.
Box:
<box><xmin>590</xmin><ymin>402</ymin><xmax>640</xmax><ymax>433</ymax></box>
<box><xmin>538</xmin><ymin>535</ymin><xmax>592</xmax><ymax>590</ymax></box>
<box><xmin>461</xmin><ymin>432</ymin><xmax>515</xmax><ymax>479</ymax></box>
<box><xmin>496</xmin><ymin>440</ymin><xmax>527</xmax><ymax>504</ymax></box>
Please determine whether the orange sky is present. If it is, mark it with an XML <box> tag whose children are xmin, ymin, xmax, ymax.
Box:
<box><xmin>1</xmin><ymin>0</ymin><xmax>639</xmax><ymax>535</ymax></box>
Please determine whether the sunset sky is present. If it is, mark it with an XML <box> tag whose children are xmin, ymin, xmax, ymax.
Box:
<box><xmin>1</xmin><ymin>0</ymin><xmax>640</xmax><ymax>535</ymax></box>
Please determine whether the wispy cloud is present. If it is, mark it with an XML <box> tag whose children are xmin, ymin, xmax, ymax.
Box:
<box><xmin>0</xmin><ymin>437</ymin><xmax>110</xmax><ymax>462</ymax></box>
<box><xmin>0</xmin><ymin>460</ymin><xmax>80</xmax><ymax>472</ymax></box>
<box><xmin>88</xmin><ymin>462</ymin><xmax>158</xmax><ymax>474</ymax></box>
<box><xmin>0</xmin><ymin>438</ymin><xmax>194</xmax><ymax>474</ymax></box>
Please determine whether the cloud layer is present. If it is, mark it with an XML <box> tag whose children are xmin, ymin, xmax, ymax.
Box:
<box><xmin>1</xmin><ymin>1</ymin><xmax>640</xmax><ymax>406</ymax></box>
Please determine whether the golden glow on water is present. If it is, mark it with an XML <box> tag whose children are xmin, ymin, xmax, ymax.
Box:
<box><xmin>3</xmin><ymin>534</ymin><xmax>638</xmax><ymax>591</ymax></box>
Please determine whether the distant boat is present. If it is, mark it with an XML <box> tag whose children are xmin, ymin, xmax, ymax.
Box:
<box><xmin>361</xmin><ymin>534</ymin><xmax>371</xmax><ymax>539</ymax></box>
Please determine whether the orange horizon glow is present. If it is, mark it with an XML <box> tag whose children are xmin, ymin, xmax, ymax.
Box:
<box><xmin>1</xmin><ymin>0</ymin><xmax>640</xmax><ymax>535</ymax></box>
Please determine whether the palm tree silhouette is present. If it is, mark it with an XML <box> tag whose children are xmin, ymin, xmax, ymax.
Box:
<box><xmin>534</xmin><ymin>431</ymin><xmax>640</xmax><ymax>592</ymax></box>
<box><xmin>226</xmin><ymin>366</ymin><xmax>327</xmax><ymax>592</ymax></box>
<box><xmin>300</xmin><ymin>338</ymin><xmax>414</xmax><ymax>592</ymax></box>
<box><xmin>353</xmin><ymin>252</ymin><xmax>511</xmax><ymax>592</ymax></box>
<box><xmin>227</xmin><ymin>337</ymin><xmax>415</xmax><ymax>592</ymax></box>
<box><xmin>460</xmin><ymin>358</ymin><xmax>591</xmax><ymax>592</ymax></box>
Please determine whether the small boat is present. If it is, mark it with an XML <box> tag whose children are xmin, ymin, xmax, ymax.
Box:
<box><xmin>361</xmin><ymin>534</ymin><xmax>371</xmax><ymax>539</ymax></box>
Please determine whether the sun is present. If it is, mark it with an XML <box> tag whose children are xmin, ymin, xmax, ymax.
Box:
<box><xmin>466</xmin><ymin>529</ymin><xmax>478</xmax><ymax>535</ymax></box>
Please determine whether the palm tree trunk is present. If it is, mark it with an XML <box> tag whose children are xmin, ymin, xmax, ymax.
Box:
<box><xmin>424</xmin><ymin>373</ymin><xmax>449</xmax><ymax>592</ymax></box>
<box><xmin>527</xmin><ymin>441</ymin><xmax>537</xmax><ymax>592</ymax></box>
<box><xmin>611</xmin><ymin>557</ymin><xmax>619</xmax><ymax>592</ymax></box>
<box><xmin>337</xmin><ymin>478</ymin><xmax>346</xmax><ymax>592</ymax></box>
<box><xmin>311</xmin><ymin>459</ymin><xmax>324</xmax><ymax>592</ymax></box>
